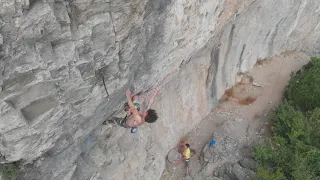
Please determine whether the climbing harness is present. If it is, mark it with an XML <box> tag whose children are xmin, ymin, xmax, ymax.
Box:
<box><xmin>123</xmin><ymin>103</ymin><xmax>139</xmax><ymax>134</ymax></box>
<box><xmin>101</xmin><ymin>75</ymin><xmax>110</xmax><ymax>101</ymax></box>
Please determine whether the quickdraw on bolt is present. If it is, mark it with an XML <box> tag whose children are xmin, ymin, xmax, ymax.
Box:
<box><xmin>101</xmin><ymin>75</ymin><xmax>110</xmax><ymax>101</ymax></box>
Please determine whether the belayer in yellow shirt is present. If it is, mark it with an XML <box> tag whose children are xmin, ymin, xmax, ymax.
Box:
<box><xmin>183</xmin><ymin>144</ymin><xmax>191</xmax><ymax>176</ymax></box>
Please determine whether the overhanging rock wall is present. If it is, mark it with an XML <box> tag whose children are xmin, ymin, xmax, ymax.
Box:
<box><xmin>0</xmin><ymin>0</ymin><xmax>320</xmax><ymax>179</ymax></box>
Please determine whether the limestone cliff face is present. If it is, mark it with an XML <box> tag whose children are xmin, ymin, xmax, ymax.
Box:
<box><xmin>0</xmin><ymin>0</ymin><xmax>319</xmax><ymax>179</ymax></box>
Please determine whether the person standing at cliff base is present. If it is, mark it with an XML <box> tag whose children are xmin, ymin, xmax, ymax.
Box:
<box><xmin>183</xmin><ymin>143</ymin><xmax>192</xmax><ymax>176</ymax></box>
<box><xmin>105</xmin><ymin>88</ymin><xmax>159</xmax><ymax>131</ymax></box>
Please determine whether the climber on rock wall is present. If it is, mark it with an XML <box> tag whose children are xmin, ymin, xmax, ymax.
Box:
<box><xmin>105</xmin><ymin>88</ymin><xmax>160</xmax><ymax>133</ymax></box>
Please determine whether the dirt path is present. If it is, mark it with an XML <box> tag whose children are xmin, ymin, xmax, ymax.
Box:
<box><xmin>160</xmin><ymin>52</ymin><xmax>310</xmax><ymax>180</ymax></box>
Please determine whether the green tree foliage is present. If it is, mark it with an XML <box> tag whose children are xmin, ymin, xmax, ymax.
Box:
<box><xmin>272</xmin><ymin>101</ymin><xmax>307</xmax><ymax>142</ymax></box>
<box><xmin>255</xmin><ymin>57</ymin><xmax>320</xmax><ymax>180</ymax></box>
<box><xmin>307</xmin><ymin>108</ymin><xmax>320</xmax><ymax>148</ymax></box>
<box><xmin>285</xmin><ymin>57</ymin><xmax>320</xmax><ymax>112</ymax></box>
<box><xmin>256</xmin><ymin>168</ymin><xmax>286</xmax><ymax>180</ymax></box>
<box><xmin>254</xmin><ymin>144</ymin><xmax>275</xmax><ymax>166</ymax></box>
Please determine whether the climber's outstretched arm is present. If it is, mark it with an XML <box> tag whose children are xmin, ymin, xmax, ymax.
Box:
<box><xmin>147</xmin><ymin>87</ymin><xmax>160</xmax><ymax>110</ymax></box>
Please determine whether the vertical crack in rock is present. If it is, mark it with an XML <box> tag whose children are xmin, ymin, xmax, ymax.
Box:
<box><xmin>67</xmin><ymin>1</ymin><xmax>80</xmax><ymax>33</ymax></box>
<box><xmin>108</xmin><ymin>11</ymin><xmax>117</xmax><ymax>45</ymax></box>
<box><xmin>238</xmin><ymin>44</ymin><xmax>246</xmax><ymax>71</ymax></box>
<box><xmin>108</xmin><ymin>10</ymin><xmax>122</xmax><ymax>78</ymax></box>
<box><xmin>206</xmin><ymin>42</ymin><xmax>220</xmax><ymax>101</ymax></box>
<box><xmin>286</xmin><ymin>1</ymin><xmax>306</xmax><ymax>38</ymax></box>
<box><xmin>222</xmin><ymin>24</ymin><xmax>235</xmax><ymax>83</ymax></box>
<box><xmin>268</xmin><ymin>18</ymin><xmax>283</xmax><ymax>55</ymax></box>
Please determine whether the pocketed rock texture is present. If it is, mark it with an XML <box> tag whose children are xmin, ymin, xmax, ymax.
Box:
<box><xmin>0</xmin><ymin>0</ymin><xmax>320</xmax><ymax>179</ymax></box>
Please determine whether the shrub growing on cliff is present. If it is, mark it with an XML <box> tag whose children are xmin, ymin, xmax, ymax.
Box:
<box><xmin>0</xmin><ymin>162</ymin><xmax>21</xmax><ymax>180</ymax></box>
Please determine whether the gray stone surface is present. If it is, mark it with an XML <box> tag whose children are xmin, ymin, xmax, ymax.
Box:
<box><xmin>195</xmin><ymin>118</ymin><xmax>258</xmax><ymax>180</ymax></box>
<box><xmin>232</xmin><ymin>163</ymin><xmax>256</xmax><ymax>180</ymax></box>
<box><xmin>0</xmin><ymin>0</ymin><xmax>319</xmax><ymax>179</ymax></box>
<box><xmin>240</xmin><ymin>158</ymin><xmax>257</xmax><ymax>171</ymax></box>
